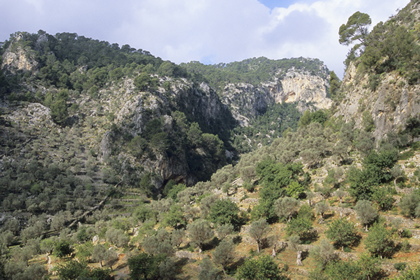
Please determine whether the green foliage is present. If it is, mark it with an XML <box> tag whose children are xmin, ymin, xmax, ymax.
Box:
<box><xmin>187</xmin><ymin>219</ymin><xmax>214</xmax><ymax>252</ymax></box>
<box><xmin>285</xmin><ymin>181</ymin><xmax>305</xmax><ymax>199</ymax></box>
<box><xmin>182</xmin><ymin>57</ymin><xmax>328</xmax><ymax>90</ymax></box>
<box><xmin>399</xmin><ymin>191</ymin><xmax>420</xmax><ymax>218</ymax></box>
<box><xmin>364</xmin><ymin>223</ymin><xmax>395</xmax><ymax>258</ymax></box>
<box><xmin>359</xmin><ymin>17</ymin><xmax>420</xmax><ymax>84</ymax></box>
<box><xmin>232</xmin><ymin>102</ymin><xmax>301</xmax><ymax>153</ymax></box>
<box><xmin>362</xmin><ymin>111</ymin><xmax>375</xmax><ymax>132</ymax></box>
<box><xmin>199</xmin><ymin>257</ymin><xmax>223</xmax><ymax>280</ymax></box>
<box><xmin>255</xmin><ymin>160</ymin><xmax>309</xmax><ymax>220</ymax></box>
<box><xmin>297</xmin><ymin>204</ymin><xmax>315</xmax><ymax>221</ymax></box>
<box><xmin>395</xmin><ymin>262</ymin><xmax>408</xmax><ymax>271</ymax></box>
<box><xmin>395</xmin><ymin>265</ymin><xmax>420</xmax><ymax>280</ymax></box>
<box><xmin>354</xmin><ymin>200</ymin><xmax>378</xmax><ymax>230</ymax></box>
<box><xmin>347</xmin><ymin>149</ymin><xmax>398</xmax><ymax>200</ymax></box>
<box><xmin>128</xmin><ymin>253</ymin><xmax>167</xmax><ymax>280</ymax></box>
<box><xmin>212</xmin><ymin>239</ymin><xmax>235</xmax><ymax>271</ymax></box>
<box><xmin>298</xmin><ymin>110</ymin><xmax>329</xmax><ymax>127</ymax></box>
<box><xmin>326</xmin><ymin>218</ymin><xmax>359</xmax><ymax>250</ymax></box>
<box><xmin>257</xmin><ymin>160</ymin><xmax>307</xmax><ymax>201</ymax></box>
<box><xmin>371</xmin><ymin>187</ymin><xmax>395</xmax><ymax>211</ymax></box>
<box><xmin>105</xmin><ymin>228</ymin><xmax>129</xmax><ymax>247</ymax></box>
<box><xmin>142</xmin><ymin>230</ymin><xmax>174</xmax><ymax>256</ymax></box>
<box><xmin>134</xmin><ymin>203</ymin><xmax>157</xmax><ymax>223</ymax></box>
<box><xmin>236</xmin><ymin>255</ymin><xmax>286</xmax><ymax>280</ymax></box>
<box><xmin>339</xmin><ymin>12</ymin><xmax>371</xmax><ymax>46</ymax></box>
<box><xmin>134</xmin><ymin>72</ymin><xmax>158</xmax><ymax>91</ymax></box>
<box><xmin>249</xmin><ymin>219</ymin><xmax>270</xmax><ymax>252</ymax></box>
<box><xmin>274</xmin><ymin>197</ymin><xmax>299</xmax><ymax>222</ymax></box>
<box><xmin>286</xmin><ymin>216</ymin><xmax>315</xmax><ymax>242</ymax></box>
<box><xmin>328</xmin><ymin>71</ymin><xmax>341</xmax><ymax>100</ymax></box>
<box><xmin>310</xmin><ymin>239</ymin><xmax>337</xmax><ymax>269</ymax></box>
<box><xmin>157</xmin><ymin>61</ymin><xmax>186</xmax><ymax>78</ymax></box>
<box><xmin>339</xmin><ymin>11</ymin><xmax>371</xmax><ymax>64</ymax></box>
<box><xmin>209</xmin><ymin>199</ymin><xmax>241</xmax><ymax>229</ymax></box>
<box><xmin>404</xmin><ymin>116</ymin><xmax>420</xmax><ymax>142</ymax></box>
<box><xmin>323</xmin><ymin>254</ymin><xmax>382</xmax><ymax>280</ymax></box>
<box><xmin>163</xmin><ymin>182</ymin><xmax>186</xmax><ymax>201</ymax></box>
<box><xmin>56</xmin><ymin>260</ymin><xmax>112</xmax><ymax>280</ymax></box>
<box><xmin>44</xmin><ymin>90</ymin><xmax>69</xmax><ymax>125</ymax></box>
<box><xmin>162</xmin><ymin>204</ymin><xmax>186</xmax><ymax>229</ymax></box>
<box><xmin>54</xmin><ymin>240</ymin><xmax>73</xmax><ymax>258</ymax></box>
<box><xmin>315</xmin><ymin>201</ymin><xmax>329</xmax><ymax>219</ymax></box>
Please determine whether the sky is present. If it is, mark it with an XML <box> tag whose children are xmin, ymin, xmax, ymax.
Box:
<box><xmin>0</xmin><ymin>0</ymin><xmax>411</xmax><ymax>78</ymax></box>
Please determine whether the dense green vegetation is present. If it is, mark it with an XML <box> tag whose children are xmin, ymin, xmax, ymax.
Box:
<box><xmin>343</xmin><ymin>1</ymin><xmax>420</xmax><ymax>86</ymax></box>
<box><xmin>232</xmin><ymin>102</ymin><xmax>302</xmax><ymax>153</ymax></box>
<box><xmin>181</xmin><ymin>56</ymin><xmax>328</xmax><ymax>90</ymax></box>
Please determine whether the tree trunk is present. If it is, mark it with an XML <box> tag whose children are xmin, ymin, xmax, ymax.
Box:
<box><xmin>296</xmin><ymin>250</ymin><xmax>303</xmax><ymax>266</ymax></box>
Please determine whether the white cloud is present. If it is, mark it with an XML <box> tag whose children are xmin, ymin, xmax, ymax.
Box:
<box><xmin>0</xmin><ymin>0</ymin><xmax>411</xmax><ymax>77</ymax></box>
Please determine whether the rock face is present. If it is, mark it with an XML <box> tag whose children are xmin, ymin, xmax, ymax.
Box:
<box><xmin>91</xmin><ymin>74</ymin><xmax>237</xmax><ymax>188</ymax></box>
<box><xmin>276</xmin><ymin>70</ymin><xmax>331</xmax><ymax>110</ymax></box>
<box><xmin>335</xmin><ymin>65</ymin><xmax>420</xmax><ymax>140</ymax></box>
<box><xmin>220</xmin><ymin>67</ymin><xmax>331</xmax><ymax>126</ymax></box>
<box><xmin>1</xmin><ymin>33</ymin><xmax>38</xmax><ymax>73</ymax></box>
<box><xmin>334</xmin><ymin>0</ymin><xmax>420</xmax><ymax>141</ymax></box>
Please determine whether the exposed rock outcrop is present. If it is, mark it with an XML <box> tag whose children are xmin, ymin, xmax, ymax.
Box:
<box><xmin>335</xmin><ymin>63</ymin><xmax>420</xmax><ymax>141</ymax></box>
<box><xmin>1</xmin><ymin>33</ymin><xmax>38</xmax><ymax>73</ymax></box>
<box><xmin>220</xmin><ymin>67</ymin><xmax>331</xmax><ymax>126</ymax></box>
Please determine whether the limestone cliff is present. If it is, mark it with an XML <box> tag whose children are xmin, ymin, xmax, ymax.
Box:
<box><xmin>334</xmin><ymin>0</ymin><xmax>420</xmax><ymax>141</ymax></box>
<box><xmin>335</xmin><ymin>63</ymin><xmax>420</xmax><ymax>141</ymax></box>
<box><xmin>98</xmin><ymin>77</ymin><xmax>236</xmax><ymax>186</ymax></box>
<box><xmin>1</xmin><ymin>33</ymin><xmax>38</xmax><ymax>73</ymax></box>
<box><xmin>220</xmin><ymin>66</ymin><xmax>331</xmax><ymax>126</ymax></box>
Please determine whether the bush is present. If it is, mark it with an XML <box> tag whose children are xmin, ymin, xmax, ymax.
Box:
<box><xmin>54</xmin><ymin>240</ymin><xmax>73</xmax><ymax>258</ymax></box>
<box><xmin>128</xmin><ymin>253</ymin><xmax>166</xmax><ymax>280</ymax></box>
<box><xmin>209</xmin><ymin>199</ymin><xmax>241</xmax><ymax>229</ymax></box>
<box><xmin>395</xmin><ymin>262</ymin><xmax>407</xmax><ymax>271</ymax></box>
<box><xmin>236</xmin><ymin>255</ymin><xmax>286</xmax><ymax>280</ymax></box>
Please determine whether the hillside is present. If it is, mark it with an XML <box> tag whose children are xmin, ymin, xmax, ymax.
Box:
<box><xmin>334</xmin><ymin>0</ymin><xmax>420</xmax><ymax>141</ymax></box>
<box><xmin>0</xmin><ymin>0</ymin><xmax>419</xmax><ymax>279</ymax></box>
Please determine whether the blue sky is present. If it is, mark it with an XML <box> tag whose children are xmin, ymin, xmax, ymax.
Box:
<box><xmin>0</xmin><ymin>0</ymin><xmax>410</xmax><ymax>77</ymax></box>
<box><xmin>259</xmin><ymin>0</ymin><xmax>298</xmax><ymax>9</ymax></box>
<box><xmin>258</xmin><ymin>0</ymin><xmax>313</xmax><ymax>9</ymax></box>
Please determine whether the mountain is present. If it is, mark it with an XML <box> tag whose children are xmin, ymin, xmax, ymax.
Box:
<box><xmin>1</xmin><ymin>1</ymin><xmax>419</xmax><ymax>278</ymax></box>
<box><xmin>0</xmin><ymin>29</ymin><xmax>332</xmax><ymax>227</ymax></box>
<box><xmin>334</xmin><ymin>0</ymin><xmax>420</xmax><ymax>141</ymax></box>
<box><xmin>183</xmin><ymin>57</ymin><xmax>332</xmax><ymax>126</ymax></box>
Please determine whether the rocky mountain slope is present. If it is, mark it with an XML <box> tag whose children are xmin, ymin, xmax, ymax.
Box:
<box><xmin>0</xmin><ymin>1</ymin><xmax>419</xmax><ymax>279</ymax></box>
<box><xmin>183</xmin><ymin>57</ymin><xmax>332</xmax><ymax>127</ymax></box>
<box><xmin>0</xmin><ymin>32</ymin><xmax>332</xmax><ymax>194</ymax></box>
<box><xmin>334</xmin><ymin>0</ymin><xmax>420</xmax><ymax>141</ymax></box>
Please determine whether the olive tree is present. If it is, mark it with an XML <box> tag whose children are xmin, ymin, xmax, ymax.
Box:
<box><xmin>187</xmin><ymin>219</ymin><xmax>214</xmax><ymax>253</ymax></box>
<box><xmin>249</xmin><ymin>219</ymin><xmax>270</xmax><ymax>253</ymax></box>
<box><xmin>355</xmin><ymin>200</ymin><xmax>378</xmax><ymax>231</ymax></box>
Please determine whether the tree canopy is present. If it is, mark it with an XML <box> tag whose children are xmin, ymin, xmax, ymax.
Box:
<box><xmin>339</xmin><ymin>11</ymin><xmax>372</xmax><ymax>46</ymax></box>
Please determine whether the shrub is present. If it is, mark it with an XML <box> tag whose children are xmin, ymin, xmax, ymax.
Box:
<box><xmin>395</xmin><ymin>262</ymin><xmax>407</xmax><ymax>271</ymax></box>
